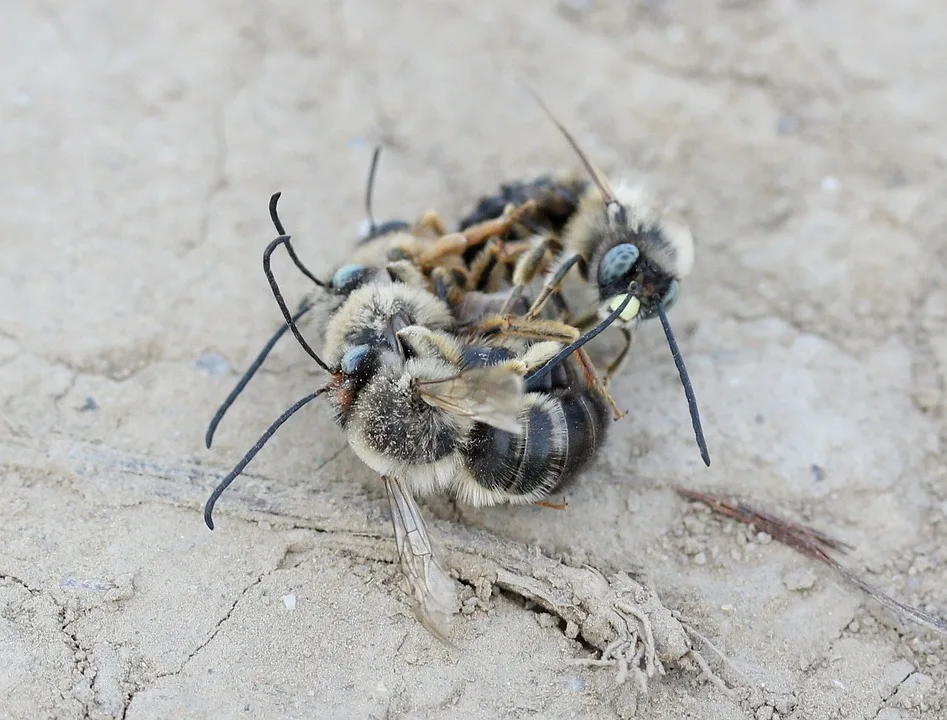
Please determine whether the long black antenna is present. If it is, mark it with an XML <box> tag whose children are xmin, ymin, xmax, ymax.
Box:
<box><xmin>268</xmin><ymin>192</ymin><xmax>326</xmax><ymax>287</ymax></box>
<box><xmin>262</xmin><ymin>235</ymin><xmax>331</xmax><ymax>373</ymax></box>
<box><xmin>365</xmin><ymin>146</ymin><xmax>382</xmax><ymax>238</ymax></box>
<box><xmin>204</xmin><ymin>300</ymin><xmax>314</xmax><ymax>449</ymax></box>
<box><xmin>204</xmin><ymin>387</ymin><xmax>328</xmax><ymax>529</ymax></box>
<box><xmin>657</xmin><ymin>304</ymin><xmax>710</xmax><ymax>467</ymax></box>
<box><xmin>525</xmin><ymin>291</ymin><xmax>636</xmax><ymax>387</ymax></box>
<box><xmin>521</xmin><ymin>83</ymin><xmax>617</xmax><ymax>206</ymax></box>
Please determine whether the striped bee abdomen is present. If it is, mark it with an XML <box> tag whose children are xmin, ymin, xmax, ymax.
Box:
<box><xmin>463</xmin><ymin>388</ymin><xmax>610</xmax><ymax>502</ymax></box>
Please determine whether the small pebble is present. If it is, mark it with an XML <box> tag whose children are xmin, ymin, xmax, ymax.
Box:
<box><xmin>282</xmin><ymin>594</ymin><xmax>296</xmax><ymax>610</ymax></box>
<box><xmin>810</xmin><ymin>464</ymin><xmax>825</xmax><ymax>482</ymax></box>
<box><xmin>564</xmin><ymin>621</ymin><xmax>579</xmax><ymax>639</ymax></box>
<box><xmin>772</xmin><ymin>695</ymin><xmax>795</xmax><ymax>715</ymax></box>
<box><xmin>783</xmin><ymin>568</ymin><xmax>817</xmax><ymax>591</ymax></box>
<box><xmin>535</xmin><ymin>612</ymin><xmax>557</xmax><ymax>628</ymax></box>
<box><xmin>821</xmin><ymin>176</ymin><xmax>840</xmax><ymax>193</ymax></box>
<box><xmin>755</xmin><ymin>706</ymin><xmax>773</xmax><ymax>720</ymax></box>
<box><xmin>693</xmin><ymin>551</ymin><xmax>707</xmax><ymax>566</ymax></box>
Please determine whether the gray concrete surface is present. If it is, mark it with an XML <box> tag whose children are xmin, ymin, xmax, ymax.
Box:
<box><xmin>2</xmin><ymin>1</ymin><xmax>946</xmax><ymax>718</ymax></box>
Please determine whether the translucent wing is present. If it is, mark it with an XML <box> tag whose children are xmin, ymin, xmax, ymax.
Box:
<box><xmin>416</xmin><ymin>366</ymin><xmax>524</xmax><ymax>434</ymax></box>
<box><xmin>384</xmin><ymin>476</ymin><xmax>457</xmax><ymax>645</ymax></box>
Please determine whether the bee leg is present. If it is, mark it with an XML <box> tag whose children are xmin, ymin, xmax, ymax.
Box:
<box><xmin>524</xmin><ymin>251</ymin><xmax>582</xmax><ymax>321</ymax></box>
<box><xmin>476</xmin><ymin>314</ymin><xmax>580</xmax><ymax>344</ymax></box>
<box><xmin>459</xmin><ymin>198</ymin><xmax>539</xmax><ymax>250</ymax></box>
<box><xmin>604</xmin><ymin>327</ymin><xmax>634</xmax><ymax>383</ymax></box>
<box><xmin>575</xmin><ymin>346</ymin><xmax>626</xmax><ymax>420</ymax></box>
<box><xmin>499</xmin><ymin>234</ymin><xmax>555</xmax><ymax>315</ymax></box>
<box><xmin>415</xmin><ymin>209</ymin><xmax>449</xmax><ymax>236</ymax></box>
<box><xmin>466</xmin><ymin>238</ymin><xmax>503</xmax><ymax>291</ymax></box>
<box><xmin>535</xmin><ymin>499</ymin><xmax>568</xmax><ymax>511</ymax></box>
<box><xmin>415</xmin><ymin>233</ymin><xmax>469</xmax><ymax>267</ymax></box>
<box><xmin>430</xmin><ymin>266</ymin><xmax>465</xmax><ymax>305</ymax></box>
<box><xmin>549</xmin><ymin>289</ymin><xmax>574</xmax><ymax>323</ymax></box>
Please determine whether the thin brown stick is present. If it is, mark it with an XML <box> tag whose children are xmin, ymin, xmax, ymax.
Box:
<box><xmin>676</xmin><ymin>487</ymin><xmax>947</xmax><ymax>635</ymax></box>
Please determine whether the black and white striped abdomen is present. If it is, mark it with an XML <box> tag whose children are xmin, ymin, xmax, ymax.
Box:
<box><xmin>455</xmin><ymin>388</ymin><xmax>610</xmax><ymax>506</ymax></box>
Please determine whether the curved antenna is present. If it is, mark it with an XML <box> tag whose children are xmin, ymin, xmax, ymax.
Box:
<box><xmin>520</xmin><ymin>83</ymin><xmax>616</xmax><ymax>206</ymax></box>
<box><xmin>204</xmin><ymin>387</ymin><xmax>328</xmax><ymax>529</ymax></box>
<box><xmin>364</xmin><ymin>146</ymin><xmax>382</xmax><ymax>238</ymax></box>
<box><xmin>268</xmin><ymin>192</ymin><xmax>326</xmax><ymax>288</ymax></box>
<box><xmin>657</xmin><ymin>304</ymin><xmax>710</xmax><ymax>467</ymax></box>
<box><xmin>524</xmin><ymin>291</ymin><xmax>636</xmax><ymax>387</ymax></box>
<box><xmin>263</xmin><ymin>235</ymin><xmax>331</xmax><ymax>373</ymax></box>
<box><xmin>204</xmin><ymin>300</ymin><xmax>314</xmax><ymax>449</ymax></box>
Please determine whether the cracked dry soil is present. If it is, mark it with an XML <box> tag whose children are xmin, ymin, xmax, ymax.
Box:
<box><xmin>2</xmin><ymin>1</ymin><xmax>947</xmax><ymax>719</ymax></box>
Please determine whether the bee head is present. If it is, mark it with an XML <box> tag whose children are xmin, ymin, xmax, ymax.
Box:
<box><xmin>597</xmin><ymin>242</ymin><xmax>680</xmax><ymax>324</ymax></box>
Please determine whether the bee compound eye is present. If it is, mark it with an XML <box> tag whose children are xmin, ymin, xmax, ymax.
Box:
<box><xmin>331</xmin><ymin>264</ymin><xmax>370</xmax><ymax>294</ymax></box>
<box><xmin>597</xmin><ymin>244</ymin><xmax>640</xmax><ymax>289</ymax></box>
<box><xmin>340</xmin><ymin>344</ymin><xmax>375</xmax><ymax>377</ymax></box>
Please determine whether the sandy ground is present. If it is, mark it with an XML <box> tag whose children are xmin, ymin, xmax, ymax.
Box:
<box><xmin>2</xmin><ymin>1</ymin><xmax>947</xmax><ymax>718</ymax></box>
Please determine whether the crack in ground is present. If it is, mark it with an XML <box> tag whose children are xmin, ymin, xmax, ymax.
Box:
<box><xmin>0</xmin><ymin>571</ymin><xmax>42</xmax><ymax>596</ymax></box>
<box><xmin>55</xmin><ymin>601</ymin><xmax>94</xmax><ymax>720</ymax></box>
<box><xmin>119</xmin><ymin>555</ymin><xmax>309</xmax><ymax>719</ymax></box>
<box><xmin>871</xmin><ymin>668</ymin><xmax>916</xmax><ymax>720</ymax></box>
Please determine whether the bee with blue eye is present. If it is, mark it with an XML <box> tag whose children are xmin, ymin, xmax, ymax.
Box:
<box><xmin>455</xmin><ymin>91</ymin><xmax>709</xmax><ymax>467</ymax></box>
<box><xmin>203</xmin><ymin>148</ymin><xmax>542</xmax><ymax>450</ymax></box>
<box><xmin>202</xmin><ymin>211</ymin><xmax>612</xmax><ymax>639</ymax></box>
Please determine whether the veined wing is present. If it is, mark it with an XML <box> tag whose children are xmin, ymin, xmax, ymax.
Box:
<box><xmin>416</xmin><ymin>366</ymin><xmax>524</xmax><ymax>434</ymax></box>
<box><xmin>384</xmin><ymin>476</ymin><xmax>457</xmax><ymax>645</ymax></box>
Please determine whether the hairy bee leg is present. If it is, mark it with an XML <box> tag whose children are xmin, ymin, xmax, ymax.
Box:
<box><xmin>575</xmin><ymin>346</ymin><xmax>626</xmax><ymax>420</ymax></box>
<box><xmin>499</xmin><ymin>235</ymin><xmax>554</xmax><ymax>315</ymax></box>
<box><xmin>416</xmin><ymin>233</ymin><xmax>469</xmax><ymax>267</ymax></box>
<box><xmin>423</xmin><ymin>200</ymin><xmax>540</xmax><ymax>271</ymax></box>
<box><xmin>476</xmin><ymin>314</ymin><xmax>580</xmax><ymax>343</ymax></box>
<box><xmin>415</xmin><ymin>209</ymin><xmax>449</xmax><ymax>236</ymax></box>
<box><xmin>460</xmin><ymin>199</ymin><xmax>539</xmax><ymax>249</ymax></box>
<box><xmin>466</xmin><ymin>238</ymin><xmax>503</xmax><ymax>291</ymax></box>
<box><xmin>524</xmin><ymin>251</ymin><xmax>582</xmax><ymax>321</ymax></box>
<box><xmin>535</xmin><ymin>499</ymin><xmax>568</xmax><ymax>510</ymax></box>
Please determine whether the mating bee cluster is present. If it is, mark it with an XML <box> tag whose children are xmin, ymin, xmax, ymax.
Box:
<box><xmin>202</xmin><ymin>101</ymin><xmax>709</xmax><ymax>640</ymax></box>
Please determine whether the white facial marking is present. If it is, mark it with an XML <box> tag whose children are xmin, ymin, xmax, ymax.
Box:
<box><xmin>608</xmin><ymin>294</ymin><xmax>641</xmax><ymax>322</ymax></box>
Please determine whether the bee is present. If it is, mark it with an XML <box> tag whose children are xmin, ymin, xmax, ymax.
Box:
<box><xmin>455</xmin><ymin>90</ymin><xmax>709</xmax><ymax>466</ymax></box>
<box><xmin>204</xmin><ymin>148</ymin><xmax>542</xmax><ymax>450</ymax></box>
<box><xmin>204</xmin><ymin>194</ymin><xmax>614</xmax><ymax>639</ymax></box>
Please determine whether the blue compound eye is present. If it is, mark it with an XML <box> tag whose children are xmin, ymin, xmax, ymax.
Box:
<box><xmin>331</xmin><ymin>264</ymin><xmax>371</xmax><ymax>295</ymax></box>
<box><xmin>597</xmin><ymin>244</ymin><xmax>640</xmax><ymax>288</ymax></box>
<box><xmin>341</xmin><ymin>344</ymin><xmax>374</xmax><ymax>376</ymax></box>
<box><xmin>661</xmin><ymin>279</ymin><xmax>680</xmax><ymax>311</ymax></box>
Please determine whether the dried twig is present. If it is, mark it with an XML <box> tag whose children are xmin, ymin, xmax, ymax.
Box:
<box><xmin>676</xmin><ymin>487</ymin><xmax>947</xmax><ymax>635</ymax></box>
